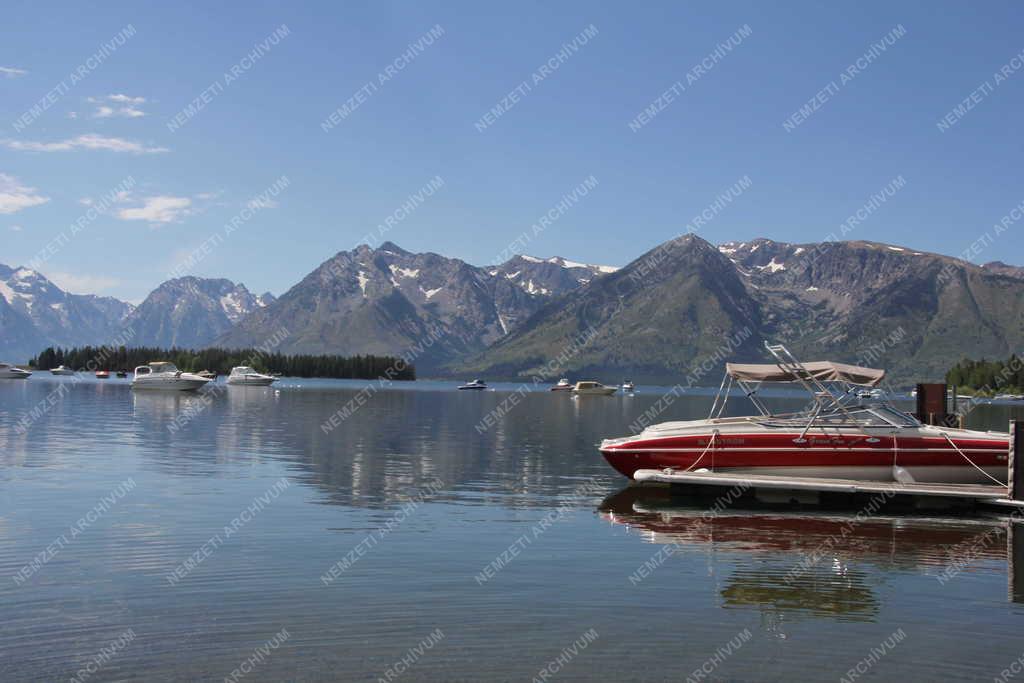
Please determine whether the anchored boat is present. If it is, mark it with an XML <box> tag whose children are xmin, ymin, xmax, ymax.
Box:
<box><xmin>226</xmin><ymin>366</ymin><xmax>276</xmax><ymax>386</ymax></box>
<box><xmin>0</xmin><ymin>362</ymin><xmax>31</xmax><ymax>379</ymax></box>
<box><xmin>550</xmin><ymin>378</ymin><xmax>573</xmax><ymax>392</ymax></box>
<box><xmin>131</xmin><ymin>362</ymin><xmax>210</xmax><ymax>391</ymax></box>
<box><xmin>573</xmin><ymin>381</ymin><xmax>617</xmax><ymax>396</ymax></box>
<box><xmin>600</xmin><ymin>343</ymin><xmax>1009</xmax><ymax>485</ymax></box>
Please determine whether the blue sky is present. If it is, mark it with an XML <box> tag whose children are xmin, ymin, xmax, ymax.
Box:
<box><xmin>2</xmin><ymin>0</ymin><xmax>1023</xmax><ymax>302</ymax></box>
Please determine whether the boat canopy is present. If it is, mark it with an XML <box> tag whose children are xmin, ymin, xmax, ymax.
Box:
<box><xmin>724</xmin><ymin>361</ymin><xmax>885</xmax><ymax>387</ymax></box>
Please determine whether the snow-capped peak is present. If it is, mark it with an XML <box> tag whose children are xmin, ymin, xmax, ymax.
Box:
<box><xmin>519</xmin><ymin>254</ymin><xmax>619</xmax><ymax>273</ymax></box>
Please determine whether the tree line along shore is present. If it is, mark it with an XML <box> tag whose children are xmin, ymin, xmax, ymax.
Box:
<box><xmin>945</xmin><ymin>355</ymin><xmax>1023</xmax><ymax>395</ymax></box>
<box><xmin>29</xmin><ymin>346</ymin><xmax>416</xmax><ymax>381</ymax></box>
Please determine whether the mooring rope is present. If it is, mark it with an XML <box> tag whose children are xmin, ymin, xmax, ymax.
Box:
<box><xmin>680</xmin><ymin>430</ymin><xmax>719</xmax><ymax>473</ymax></box>
<box><xmin>940</xmin><ymin>431</ymin><xmax>1006</xmax><ymax>487</ymax></box>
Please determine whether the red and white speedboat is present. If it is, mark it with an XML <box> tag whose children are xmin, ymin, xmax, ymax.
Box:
<box><xmin>600</xmin><ymin>344</ymin><xmax>1009</xmax><ymax>485</ymax></box>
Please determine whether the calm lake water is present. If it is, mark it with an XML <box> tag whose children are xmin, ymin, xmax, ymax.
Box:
<box><xmin>2</xmin><ymin>375</ymin><xmax>1024</xmax><ymax>681</ymax></box>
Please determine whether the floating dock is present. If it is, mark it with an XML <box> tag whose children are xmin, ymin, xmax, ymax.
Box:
<box><xmin>633</xmin><ymin>468</ymin><xmax>1023</xmax><ymax>508</ymax></box>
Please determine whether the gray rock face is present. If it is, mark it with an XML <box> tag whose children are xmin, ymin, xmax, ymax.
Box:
<box><xmin>216</xmin><ymin>242</ymin><xmax>616</xmax><ymax>371</ymax></box>
<box><xmin>5</xmin><ymin>235</ymin><xmax>1023</xmax><ymax>384</ymax></box>
<box><xmin>123</xmin><ymin>277</ymin><xmax>270</xmax><ymax>348</ymax></box>
<box><xmin>717</xmin><ymin>238</ymin><xmax>1024</xmax><ymax>382</ymax></box>
<box><xmin>461</xmin><ymin>235</ymin><xmax>1024</xmax><ymax>383</ymax></box>
<box><xmin>0</xmin><ymin>264</ymin><xmax>134</xmax><ymax>361</ymax></box>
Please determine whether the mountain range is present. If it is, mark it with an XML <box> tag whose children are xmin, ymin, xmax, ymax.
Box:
<box><xmin>2</xmin><ymin>235</ymin><xmax>1023</xmax><ymax>384</ymax></box>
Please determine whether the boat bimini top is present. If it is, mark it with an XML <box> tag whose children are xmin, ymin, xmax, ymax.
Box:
<box><xmin>707</xmin><ymin>342</ymin><xmax>895</xmax><ymax>430</ymax></box>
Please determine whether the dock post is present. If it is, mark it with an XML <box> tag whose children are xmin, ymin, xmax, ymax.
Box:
<box><xmin>1011</xmin><ymin>521</ymin><xmax>1024</xmax><ymax>604</ymax></box>
<box><xmin>1012</xmin><ymin>421</ymin><xmax>1022</xmax><ymax>502</ymax></box>
<box><xmin>915</xmin><ymin>383</ymin><xmax>947</xmax><ymax>426</ymax></box>
<box><xmin>1011</xmin><ymin>422</ymin><xmax>1024</xmax><ymax>603</ymax></box>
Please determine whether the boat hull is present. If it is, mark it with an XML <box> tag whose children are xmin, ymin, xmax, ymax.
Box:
<box><xmin>227</xmin><ymin>376</ymin><xmax>275</xmax><ymax>386</ymax></box>
<box><xmin>131</xmin><ymin>377</ymin><xmax>210</xmax><ymax>391</ymax></box>
<box><xmin>600</xmin><ymin>430</ymin><xmax>1009</xmax><ymax>485</ymax></box>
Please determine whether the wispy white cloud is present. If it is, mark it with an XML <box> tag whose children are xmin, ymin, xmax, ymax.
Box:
<box><xmin>0</xmin><ymin>66</ymin><xmax>28</xmax><ymax>78</ymax></box>
<box><xmin>247</xmin><ymin>197</ymin><xmax>279</xmax><ymax>210</ymax></box>
<box><xmin>195</xmin><ymin>191</ymin><xmax>223</xmax><ymax>201</ymax></box>
<box><xmin>10</xmin><ymin>224</ymin><xmax>23</xmax><ymax>231</ymax></box>
<box><xmin>1</xmin><ymin>133</ymin><xmax>168</xmax><ymax>154</ymax></box>
<box><xmin>0</xmin><ymin>173</ymin><xmax>49</xmax><ymax>214</ymax></box>
<box><xmin>95</xmin><ymin>105</ymin><xmax>145</xmax><ymax>118</ymax></box>
<box><xmin>107</xmin><ymin>94</ymin><xmax>145</xmax><ymax>105</ymax></box>
<box><xmin>116</xmin><ymin>195</ymin><xmax>192</xmax><ymax>224</ymax></box>
<box><xmin>47</xmin><ymin>271</ymin><xmax>121</xmax><ymax>294</ymax></box>
<box><xmin>88</xmin><ymin>94</ymin><xmax>147</xmax><ymax>118</ymax></box>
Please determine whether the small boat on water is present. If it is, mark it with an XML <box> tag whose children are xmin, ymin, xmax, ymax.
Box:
<box><xmin>622</xmin><ymin>380</ymin><xmax>636</xmax><ymax>393</ymax></box>
<box><xmin>50</xmin><ymin>365</ymin><xmax>75</xmax><ymax>376</ymax></box>
<box><xmin>131</xmin><ymin>362</ymin><xmax>210</xmax><ymax>391</ymax></box>
<box><xmin>458</xmin><ymin>379</ymin><xmax>488</xmax><ymax>391</ymax></box>
<box><xmin>572</xmin><ymin>381</ymin><xmax>617</xmax><ymax>396</ymax></box>
<box><xmin>116</xmin><ymin>369</ymin><xmax>128</xmax><ymax>378</ymax></box>
<box><xmin>600</xmin><ymin>343</ymin><xmax>1009</xmax><ymax>485</ymax></box>
<box><xmin>0</xmin><ymin>362</ymin><xmax>31</xmax><ymax>379</ymax></box>
<box><xmin>226</xmin><ymin>366</ymin><xmax>276</xmax><ymax>386</ymax></box>
<box><xmin>550</xmin><ymin>378</ymin><xmax>573</xmax><ymax>392</ymax></box>
<box><xmin>95</xmin><ymin>370</ymin><xmax>110</xmax><ymax>379</ymax></box>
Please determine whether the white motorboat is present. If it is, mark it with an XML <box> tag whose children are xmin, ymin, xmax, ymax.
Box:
<box><xmin>0</xmin><ymin>362</ymin><xmax>31</xmax><ymax>379</ymax></box>
<box><xmin>572</xmin><ymin>381</ymin><xmax>617</xmax><ymax>396</ymax></box>
<box><xmin>458</xmin><ymin>379</ymin><xmax>488</xmax><ymax>390</ymax></box>
<box><xmin>550</xmin><ymin>378</ymin><xmax>573</xmax><ymax>392</ymax></box>
<box><xmin>621</xmin><ymin>380</ymin><xmax>636</xmax><ymax>393</ymax></box>
<box><xmin>226</xmin><ymin>366</ymin><xmax>276</xmax><ymax>386</ymax></box>
<box><xmin>50</xmin><ymin>365</ymin><xmax>75</xmax><ymax>376</ymax></box>
<box><xmin>131</xmin><ymin>362</ymin><xmax>210</xmax><ymax>391</ymax></box>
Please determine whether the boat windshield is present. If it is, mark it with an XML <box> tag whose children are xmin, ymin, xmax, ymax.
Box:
<box><xmin>149</xmin><ymin>362</ymin><xmax>178</xmax><ymax>374</ymax></box>
<box><xmin>761</xmin><ymin>405</ymin><xmax>920</xmax><ymax>429</ymax></box>
<box><xmin>233</xmin><ymin>367</ymin><xmax>256</xmax><ymax>375</ymax></box>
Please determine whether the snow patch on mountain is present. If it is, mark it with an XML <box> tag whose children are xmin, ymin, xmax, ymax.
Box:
<box><xmin>388</xmin><ymin>264</ymin><xmax>420</xmax><ymax>279</ymax></box>
<box><xmin>758</xmin><ymin>257</ymin><xmax>786</xmax><ymax>273</ymax></box>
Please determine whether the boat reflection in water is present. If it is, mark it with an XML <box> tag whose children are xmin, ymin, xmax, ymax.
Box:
<box><xmin>600</xmin><ymin>485</ymin><xmax>1020</xmax><ymax>628</ymax></box>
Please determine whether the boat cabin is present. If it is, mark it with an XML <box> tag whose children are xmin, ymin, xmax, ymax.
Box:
<box><xmin>136</xmin><ymin>362</ymin><xmax>179</xmax><ymax>376</ymax></box>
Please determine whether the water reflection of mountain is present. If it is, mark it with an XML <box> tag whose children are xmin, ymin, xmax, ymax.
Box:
<box><xmin>15</xmin><ymin>378</ymin><xmax>1024</xmax><ymax>512</ymax></box>
<box><xmin>600</xmin><ymin>486</ymin><xmax>1012</xmax><ymax>623</ymax></box>
<box><xmin>128</xmin><ymin>384</ymin><xmax>633</xmax><ymax>509</ymax></box>
<box><xmin>721</xmin><ymin>566</ymin><xmax>879</xmax><ymax>622</ymax></box>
